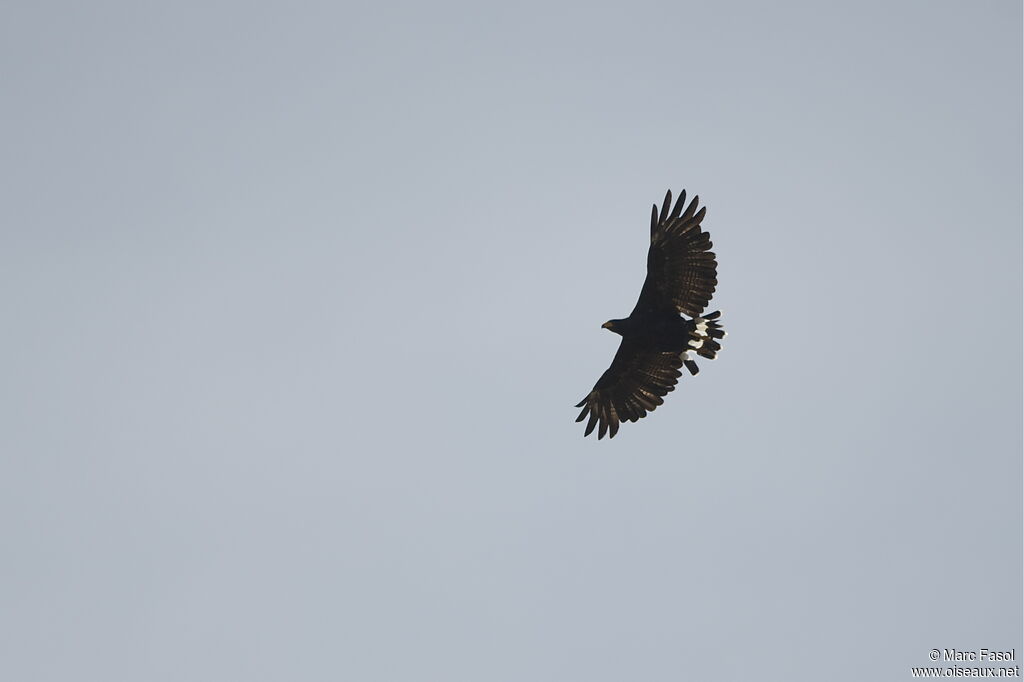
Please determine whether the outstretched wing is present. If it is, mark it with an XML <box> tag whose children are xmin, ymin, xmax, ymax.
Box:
<box><xmin>631</xmin><ymin>189</ymin><xmax>717</xmax><ymax>318</ymax></box>
<box><xmin>574</xmin><ymin>338</ymin><xmax>684</xmax><ymax>439</ymax></box>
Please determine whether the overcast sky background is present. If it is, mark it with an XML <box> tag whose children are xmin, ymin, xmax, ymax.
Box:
<box><xmin>1</xmin><ymin>2</ymin><xmax>1020</xmax><ymax>680</ymax></box>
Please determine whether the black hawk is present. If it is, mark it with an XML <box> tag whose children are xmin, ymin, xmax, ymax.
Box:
<box><xmin>575</xmin><ymin>188</ymin><xmax>725</xmax><ymax>439</ymax></box>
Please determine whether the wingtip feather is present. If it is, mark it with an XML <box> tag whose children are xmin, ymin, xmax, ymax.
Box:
<box><xmin>659</xmin><ymin>189</ymin><xmax>672</xmax><ymax>225</ymax></box>
<box><xmin>669</xmin><ymin>188</ymin><xmax>687</xmax><ymax>220</ymax></box>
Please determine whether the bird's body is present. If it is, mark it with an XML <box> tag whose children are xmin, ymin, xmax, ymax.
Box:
<box><xmin>575</xmin><ymin>189</ymin><xmax>725</xmax><ymax>439</ymax></box>
<box><xmin>605</xmin><ymin>314</ymin><xmax>700</xmax><ymax>352</ymax></box>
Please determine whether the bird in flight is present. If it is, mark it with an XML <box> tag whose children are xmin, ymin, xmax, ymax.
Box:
<box><xmin>575</xmin><ymin>188</ymin><xmax>725</xmax><ymax>439</ymax></box>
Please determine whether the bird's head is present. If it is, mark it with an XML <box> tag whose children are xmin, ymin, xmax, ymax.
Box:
<box><xmin>601</xmin><ymin>319</ymin><xmax>626</xmax><ymax>335</ymax></box>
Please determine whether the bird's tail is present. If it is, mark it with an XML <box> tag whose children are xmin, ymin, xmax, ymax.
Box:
<box><xmin>682</xmin><ymin>310</ymin><xmax>725</xmax><ymax>375</ymax></box>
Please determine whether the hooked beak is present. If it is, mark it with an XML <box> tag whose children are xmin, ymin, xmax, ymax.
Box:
<box><xmin>601</xmin><ymin>321</ymin><xmax>613</xmax><ymax>330</ymax></box>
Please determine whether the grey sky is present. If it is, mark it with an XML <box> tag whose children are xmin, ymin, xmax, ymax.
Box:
<box><xmin>1</xmin><ymin>1</ymin><xmax>1020</xmax><ymax>680</ymax></box>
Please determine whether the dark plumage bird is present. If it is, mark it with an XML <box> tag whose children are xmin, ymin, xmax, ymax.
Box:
<box><xmin>575</xmin><ymin>189</ymin><xmax>725</xmax><ymax>439</ymax></box>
